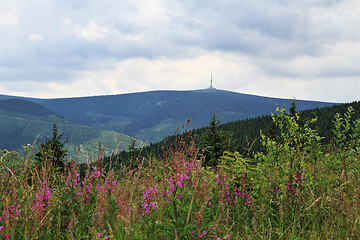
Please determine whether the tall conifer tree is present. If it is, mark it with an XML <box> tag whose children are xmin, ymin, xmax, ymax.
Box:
<box><xmin>35</xmin><ymin>123</ymin><xmax>67</xmax><ymax>171</ymax></box>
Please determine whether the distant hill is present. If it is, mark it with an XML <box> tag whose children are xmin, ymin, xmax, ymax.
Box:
<box><xmin>0</xmin><ymin>99</ymin><xmax>141</xmax><ymax>163</ymax></box>
<box><xmin>0</xmin><ymin>89</ymin><xmax>338</xmax><ymax>143</ymax></box>
<box><xmin>33</xmin><ymin>89</ymin><xmax>337</xmax><ymax>142</ymax></box>
<box><xmin>0</xmin><ymin>99</ymin><xmax>60</xmax><ymax>117</ymax></box>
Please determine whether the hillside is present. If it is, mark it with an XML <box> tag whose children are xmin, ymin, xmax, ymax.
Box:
<box><xmin>112</xmin><ymin>100</ymin><xmax>360</xmax><ymax>165</ymax></box>
<box><xmin>0</xmin><ymin>99</ymin><xmax>141</xmax><ymax>163</ymax></box>
<box><xmin>9</xmin><ymin>89</ymin><xmax>337</xmax><ymax>143</ymax></box>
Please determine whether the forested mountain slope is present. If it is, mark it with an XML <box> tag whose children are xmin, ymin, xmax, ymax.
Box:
<box><xmin>0</xmin><ymin>89</ymin><xmax>336</xmax><ymax>143</ymax></box>
<box><xmin>0</xmin><ymin>99</ymin><xmax>141</xmax><ymax>162</ymax></box>
<box><xmin>118</xmin><ymin>100</ymin><xmax>360</xmax><ymax>163</ymax></box>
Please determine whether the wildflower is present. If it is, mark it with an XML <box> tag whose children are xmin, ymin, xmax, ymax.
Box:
<box><xmin>0</xmin><ymin>226</ymin><xmax>3</xmax><ymax>232</ymax></box>
<box><xmin>95</xmin><ymin>170</ymin><xmax>101</xmax><ymax>178</ymax></box>
<box><xmin>295</xmin><ymin>170</ymin><xmax>303</xmax><ymax>184</ymax></box>
<box><xmin>176</xmin><ymin>180</ymin><xmax>182</xmax><ymax>188</ymax></box>
<box><xmin>112</xmin><ymin>179</ymin><xmax>117</xmax><ymax>187</ymax></box>
<box><xmin>245</xmin><ymin>194</ymin><xmax>252</xmax><ymax>206</ymax></box>
<box><xmin>141</xmin><ymin>187</ymin><xmax>158</xmax><ymax>216</ymax></box>
<box><xmin>198</xmin><ymin>230</ymin><xmax>207</xmax><ymax>238</ymax></box>
<box><xmin>169</xmin><ymin>185</ymin><xmax>176</xmax><ymax>193</ymax></box>
<box><xmin>149</xmin><ymin>201</ymin><xmax>157</xmax><ymax>208</ymax></box>
<box><xmin>287</xmin><ymin>181</ymin><xmax>296</xmax><ymax>195</ymax></box>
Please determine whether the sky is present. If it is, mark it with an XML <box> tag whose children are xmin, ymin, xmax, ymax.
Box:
<box><xmin>0</xmin><ymin>0</ymin><xmax>360</xmax><ymax>103</ymax></box>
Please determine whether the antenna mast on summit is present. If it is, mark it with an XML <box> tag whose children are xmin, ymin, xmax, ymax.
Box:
<box><xmin>210</xmin><ymin>74</ymin><xmax>214</xmax><ymax>89</ymax></box>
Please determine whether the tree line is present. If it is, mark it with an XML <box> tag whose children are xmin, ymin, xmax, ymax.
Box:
<box><xmin>23</xmin><ymin>100</ymin><xmax>360</xmax><ymax>173</ymax></box>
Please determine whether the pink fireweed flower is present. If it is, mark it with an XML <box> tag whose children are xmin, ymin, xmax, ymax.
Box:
<box><xmin>95</xmin><ymin>170</ymin><xmax>101</xmax><ymax>178</ymax></box>
<box><xmin>295</xmin><ymin>170</ymin><xmax>303</xmax><ymax>184</ymax></box>
<box><xmin>215</xmin><ymin>175</ymin><xmax>226</xmax><ymax>183</ymax></box>
<box><xmin>142</xmin><ymin>187</ymin><xmax>158</xmax><ymax>216</ymax></box>
<box><xmin>176</xmin><ymin>180</ymin><xmax>182</xmax><ymax>188</ymax></box>
<box><xmin>105</xmin><ymin>179</ymin><xmax>116</xmax><ymax>193</ymax></box>
<box><xmin>143</xmin><ymin>187</ymin><xmax>157</xmax><ymax>200</ymax></box>
<box><xmin>149</xmin><ymin>201</ymin><xmax>157</xmax><ymax>208</ymax></box>
<box><xmin>198</xmin><ymin>230</ymin><xmax>207</xmax><ymax>238</ymax></box>
<box><xmin>33</xmin><ymin>180</ymin><xmax>52</xmax><ymax>210</ymax></box>
<box><xmin>169</xmin><ymin>185</ymin><xmax>176</xmax><ymax>193</ymax></box>
<box><xmin>245</xmin><ymin>194</ymin><xmax>252</xmax><ymax>206</ymax></box>
<box><xmin>288</xmin><ymin>181</ymin><xmax>296</xmax><ymax>195</ymax></box>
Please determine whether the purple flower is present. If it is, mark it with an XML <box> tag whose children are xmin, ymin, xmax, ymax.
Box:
<box><xmin>95</xmin><ymin>171</ymin><xmax>101</xmax><ymax>178</ymax></box>
<box><xmin>295</xmin><ymin>170</ymin><xmax>303</xmax><ymax>184</ymax></box>
<box><xmin>169</xmin><ymin>185</ymin><xmax>176</xmax><ymax>193</ymax></box>
<box><xmin>288</xmin><ymin>181</ymin><xmax>296</xmax><ymax>195</ymax></box>
<box><xmin>149</xmin><ymin>201</ymin><xmax>157</xmax><ymax>208</ymax></box>
<box><xmin>245</xmin><ymin>194</ymin><xmax>252</xmax><ymax>206</ymax></box>
<box><xmin>176</xmin><ymin>180</ymin><xmax>182</xmax><ymax>188</ymax></box>
<box><xmin>141</xmin><ymin>188</ymin><xmax>158</xmax><ymax>215</ymax></box>
<box><xmin>112</xmin><ymin>180</ymin><xmax>117</xmax><ymax>187</ymax></box>
<box><xmin>198</xmin><ymin>230</ymin><xmax>207</xmax><ymax>238</ymax></box>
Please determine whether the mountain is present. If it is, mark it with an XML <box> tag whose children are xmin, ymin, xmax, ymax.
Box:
<box><xmin>31</xmin><ymin>89</ymin><xmax>337</xmax><ymax>142</ymax></box>
<box><xmin>0</xmin><ymin>99</ymin><xmax>141</xmax><ymax>163</ymax></box>
<box><xmin>1</xmin><ymin>89</ymin><xmax>338</xmax><ymax>143</ymax></box>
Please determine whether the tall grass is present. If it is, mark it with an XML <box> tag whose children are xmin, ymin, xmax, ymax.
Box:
<box><xmin>1</xmin><ymin>108</ymin><xmax>360</xmax><ymax>239</ymax></box>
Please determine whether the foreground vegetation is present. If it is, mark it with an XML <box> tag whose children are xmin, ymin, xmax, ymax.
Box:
<box><xmin>1</xmin><ymin>106</ymin><xmax>360</xmax><ymax>239</ymax></box>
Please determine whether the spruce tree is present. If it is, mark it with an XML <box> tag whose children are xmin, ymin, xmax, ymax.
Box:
<box><xmin>127</xmin><ymin>135</ymin><xmax>138</xmax><ymax>166</ymax></box>
<box><xmin>35</xmin><ymin>123</ymin><xmax>67</xmax><ymax>171</ymax></box>
<box><xmin>198</xmin><ymin>113</ymin><xmax>234</xmax><ymax>167</ymax></box>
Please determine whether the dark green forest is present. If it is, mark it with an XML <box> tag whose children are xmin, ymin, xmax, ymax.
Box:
<box><xmin>104</xmin><ymin>100</ymin><xmax>360</xmax><ymax>168</ymax></box>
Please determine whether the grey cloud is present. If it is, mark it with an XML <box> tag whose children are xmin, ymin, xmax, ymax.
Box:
<box><xmin>0</xmin><ymin>0</ymin><xmax>359</xmax><ymax>102</ymax></box>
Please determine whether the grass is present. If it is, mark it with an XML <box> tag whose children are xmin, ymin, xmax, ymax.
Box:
<box><xmin>1</xmin><ymin>107</ymin><xmax>360</xmax><ymax>239</ymax></box>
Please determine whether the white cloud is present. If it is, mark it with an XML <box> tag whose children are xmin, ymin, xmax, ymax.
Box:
<box><xmin>29</xmin><ymin>33</ymin><xmax>43</xmax><ymax>42</ymax></box>
<box><xmin>73</xmin><ymin>21</ymin><xmax>110</xmax><ymax>42</ymax></box>
<box><xmin>0</xmin><ymin>3</ymin><xmax>18</xmax><ymax>27</ymax></box>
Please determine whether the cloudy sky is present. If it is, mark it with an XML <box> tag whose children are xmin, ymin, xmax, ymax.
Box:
<box><xmin>0</xmin><ymin>0</ymin><xmax>359</xmax><ymax>102</ymax></box>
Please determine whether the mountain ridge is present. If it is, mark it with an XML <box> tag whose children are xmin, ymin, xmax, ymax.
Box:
<box><xmin>0</xmin><ymin>89</ymin><xmax>338</xmax><ymax>142</ymax></box>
